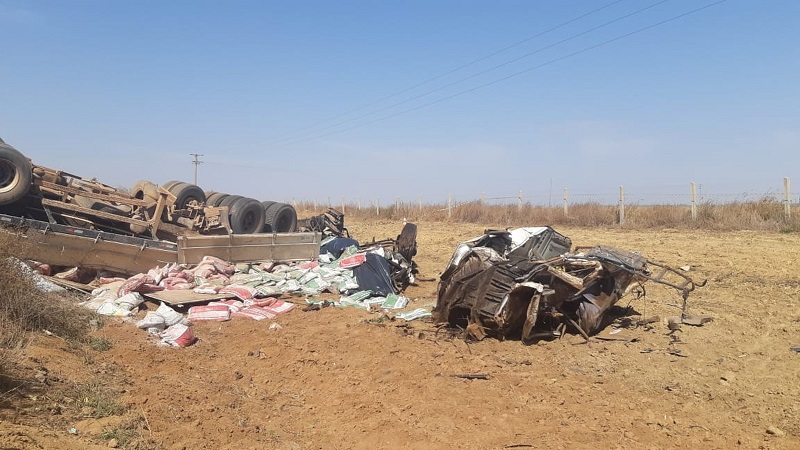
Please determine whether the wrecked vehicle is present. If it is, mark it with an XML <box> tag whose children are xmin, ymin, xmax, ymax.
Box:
<box><xmin>0</xmin><ymin>138</ymin><xmax>297</xmax><ymax>241</ymax></box>
<box><xmin>434</xmin><ymin>227</ymin><xmax>702</xmax><ymax>342</ymax></box>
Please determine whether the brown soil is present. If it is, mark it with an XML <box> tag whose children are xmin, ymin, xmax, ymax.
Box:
<box><xmin>2</xmin><ymin>220</ymin><xmax>799</xmax><ymax>449</ymax></box>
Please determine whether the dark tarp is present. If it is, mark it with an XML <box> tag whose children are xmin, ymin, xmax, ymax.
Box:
<box><xmin>350</xmin><ymin>253</ymin><xmax>396</xmax><ymax>297</ymax></box>
<box><xmin>320</xmin><ymin>237</ymin><xmax>359</xmax><ymax>259</ymax></box>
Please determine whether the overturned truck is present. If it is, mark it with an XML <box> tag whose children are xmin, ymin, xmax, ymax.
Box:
<box><xmin>0</xmin><ymin>138</ymin><xmax>320</xmax><ymax>274</ymax></box>
<box><xmin>434</xmin><ymin>227</ymin><xmax>703</xmax><ymax>342</ymax></box>
<box><xmin>0</xmin><ymin>137</ymin><xmax>298</xmax><ymax>242</ymax></box>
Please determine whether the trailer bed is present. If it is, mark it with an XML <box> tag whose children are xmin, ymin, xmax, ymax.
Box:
<box><xmin>1</xmin><ymin>214</ymin><xmax>321</xmax><ymax>275</ymax></box>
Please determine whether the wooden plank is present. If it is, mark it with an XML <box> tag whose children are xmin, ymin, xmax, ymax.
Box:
<box><xmin>42</xmin><ymin>275</ymin><xmax>93</xmax><ymax>293</ymax></box>
<box><xmin>143</xmin><ymin>290</ymin><xmax>234</xmax><ymax>306</ymax></box>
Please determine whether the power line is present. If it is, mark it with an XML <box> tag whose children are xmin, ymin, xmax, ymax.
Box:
<box><xmin>264</xmin><ymin>0</ymin><xmax>728</xmax><ymax>150</ymax></box>
<box><xmin>262</xmin><ymin>0</ymin><xmax>628</xmax><ymax>147</ymax></box>
<box><xmin>265</xmin><ymin>0</ymin><xmax>673</xmax><ymax>149</ymax></box>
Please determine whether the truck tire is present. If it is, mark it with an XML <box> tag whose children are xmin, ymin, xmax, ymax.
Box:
<box><xmin>169</xmin><ymin>182</ymin><xmax>206</xmax><ymax>210</ymax></box>
<box><xmin>260</xmin><ymin>201</ymin><xmax>276</xmax><ymax>229</ymax></box>
<box><xmin>131</xmin><ymin>180</ymin><xmax>159</xmax><ymax>204</ymax></box>
<box><xmin>206</xmin><ymin>192</ymin><xmax>227</xmax><ymax>207</ymax></box>
<box><xmin>0</xmin><ymin>143</ymin><xmax>33</xmax><ymax>205</ymax></box>
<box><xmin>218</xmin><ymin>194</ymin><xmax>242</xmax><ymax>209</ymax></box>
<box><xmin>229</xmin><ymin>197</ymin><xmax>266</xmax><ymax>234</ymax></box>
<box><xmin>263</xmin><ymin>202</ymin><xmax>297</xmax><ymax>233</ymax></box>
<box><xmin>161</xmin><ymin>180</ymin><xmax>183</xmax><ymax>191</ymax></box>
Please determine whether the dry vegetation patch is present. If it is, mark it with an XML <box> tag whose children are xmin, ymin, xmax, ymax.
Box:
<box><xmin>304</xmin><ymin>199</ymin><xmax>799</xmax><ymax>232</ymax></box>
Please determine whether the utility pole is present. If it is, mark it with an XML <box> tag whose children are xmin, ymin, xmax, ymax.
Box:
<box><xmin>190</xmin><ymin>153</ymin><xmax>203</xmax><ymax>185</ymax></box>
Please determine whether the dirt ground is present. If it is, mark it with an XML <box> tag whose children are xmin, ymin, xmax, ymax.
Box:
<box><xmin>2</xmin><ymin>220</ymin><xmax>799</xmax><ymax>449</ymax></box>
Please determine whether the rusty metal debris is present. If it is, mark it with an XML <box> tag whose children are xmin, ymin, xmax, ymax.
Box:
<box><xmin>434</xmin><ymin>227</ymin><xmax>705</xmax><ymax>343</ymax></box>
<box><xmin>297</xmin><ymin>207</ymin><xmax>349</xmax><ymax>238</ymax></box>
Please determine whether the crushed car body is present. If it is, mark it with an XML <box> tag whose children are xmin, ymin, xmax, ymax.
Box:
<box><xmin>434</xmin><ymin>226</ymin><xmax>703</xmax><ymax>342</ymax></box>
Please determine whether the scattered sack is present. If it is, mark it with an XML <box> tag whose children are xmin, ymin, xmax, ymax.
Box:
<box><xmin>380</xmin><ymin>294</ymin><xmax>409</xmax><ymax>310</ymax></box>
<box><xmin>396</xmin><ymin>308</ymin><xmax>432</xmax><ymax>321</ymax></box>
<box><xmin>136</xmin><ymin>311</ymin><xmax>166</xmax><ymax>330</ymax></box>
<box><xmin>219</xmin><ymin>284</ymin><xmax>258</xmax><ymax>301</ymax></box>
<box><xmin>338</xmin><ymin>253</ymin><xmax>367</xmax><ymax>269</ymax></box>
<box><xmin>209</xmin><ymin>299</ymin><xmax>244</xmax><ymax>312</ymax></box>
<box><xmin>156</xmin><ymin>302</ymin><xmax>185</xmax><ymax>326</ymax></box>
<box><xmin>81</xmin><ymin>286</ymin><xmax>117</xmax><ymax>311</ymax></box>
<box><xmin>232</xmin><ymin>306</ymin><xmax>277</xmax><ymax>321</ymax></box>
<box><xmin>25</xmin><ymin>260</ymin><xmax>51</xmax><ymax>276</ymax></box>
<box><xmin>96</xmin><ymin>302</ymin><xmax>135</xmax><ymax>317</ymax></box>
<box><xmin>244</xmin><ymin>298</ymin><xmax>277</xmax><ymax>308</ymax></box>
<box><xmin>159</xmin><ymin>323</ymin><xmax>196</xmax><ymax>347</ymax></box>
<box><xmin>187</xmin><ymin>304</ymin><xmax>231</xmax><ymax>322</ymax></box>
<box><xmin>263</xmin><ymin>300</ymin><xmax>295</xmax><ymax>315</ymax></box>
<box><xmin>116</xmin><ymin>292</ymin><xmax>144</xmax><ymax>310</ymax></box>
<box><xmin>194</xmin><ymin>285</ymin><xmax>221</xmax><ymax>294</ymax></box>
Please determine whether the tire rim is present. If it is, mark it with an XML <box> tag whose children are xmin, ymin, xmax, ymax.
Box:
<box><xmin>242</xmin><ymin>209</ymin><xmax>259</xmax><ymax>232</ymax></box>
<box><xmin>276</xmin><ymin>213</ymin><xmax>291</xmax><ymax>232</ymax></box>
<box><xmin>0</xmin><ymin>159</ymin><xmax>20</xmax><ymax>194</ymax></box>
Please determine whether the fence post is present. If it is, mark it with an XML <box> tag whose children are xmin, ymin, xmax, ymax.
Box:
<box><xmin>327</xmin><ymin>196</ymin><xmax>331</xmax><ymax>207</ymax></box>
<box><xmin>418</xmin><ymin>195</ymin><xmax>422</xmax><ymax>213</ymax></box>
<box><xmin>618</xmin><ymin>186</ymin><xmax>625</xmax><ymax>225</ymax></box>
<box><xmin>563</xmin><ymin>187</ymin><xmax>569</xmax><ymax>216</ymax></box>
<box><xmin>395</xmin><ymin>197</ymin><xmax>400</xmax><ymax>212</ymax></box>
<box><xmin>314</xmin><ymin>199</ymin><xmax>317</xmax><ymax>213</ymax></box>
<box><xmin>341</xmin><ymin>198</ymin><xmax>345</xmax><ymax>215</ymax></box>
<box><xmin>448</xmin><ymin>193</ymin><xmax>452</xmax><ymax>219</ymax></box>
<box><xmin>376</xmin><ymin>198</ymin><xmax>380</xmax><ymax>216</ymax></box>
<box><xmin>517</xmin><ymin>191</ymin><xmax>522</xmax><ymax>211</ymax></box>
<box><xmin>357</xmin><ymin>198</ymin><xmax>361</xmax><ymax>210</ymax></box>
<box><xmin>785</xmin><ymin>177</ymin><xmax>791</xmax><ymax>220</ymax></box>
<box><xmin>691</xmin><ymin>182</ymin><xmax>697</xmax><ymax>221</ymax></box>
<box><xmin>481</xmin><ymin>192</ymin><xmax>486</xmax><ymax>206</ymax></box>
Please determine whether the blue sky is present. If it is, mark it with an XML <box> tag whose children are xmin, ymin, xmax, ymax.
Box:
<box><xmin>1</xmin><ymin>0</ymin><xmax>798</xmax><ymax>206</ymax></box>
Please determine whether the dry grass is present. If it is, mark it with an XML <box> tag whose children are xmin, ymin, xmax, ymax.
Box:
<box><xmin>99</xmin><ymin>414</ymin><xmax>161</xmax><ymax>449</ymax></box>
<box><xmin>296</xmin><ymin>198</ymin><xmax>799</xmax><ymax>232</ymax></box>
<box><xmin>0</xmin><ymin>231</ymin><xmax>94</xmax><ymax>390</ymax></box>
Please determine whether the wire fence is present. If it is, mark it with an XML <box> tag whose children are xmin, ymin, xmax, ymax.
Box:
<box><xmin>294</xmin><ymin>180</ymin><xmax>796</xmax><ymax>207</ymax></box>
<box><xmin>289</xmin><ymin>178</ymin><xmax>796</xmax><ymax>226</ymax></box>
